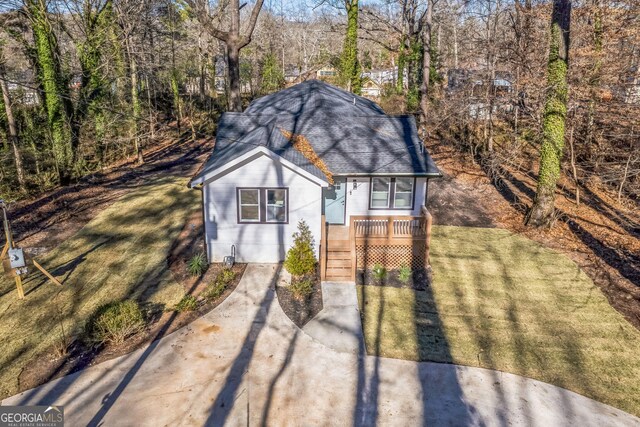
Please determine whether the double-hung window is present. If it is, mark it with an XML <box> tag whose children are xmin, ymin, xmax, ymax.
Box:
<box><xmin>238</xmin><ymin>189</ymin><xmax>261</xmax><ymax>222</ymax></box>
<box><xmin>237</xmin><ymin>188</ymin><xmax>288</xmax><ymax>223</ymax></box>
<box><xmin>371</xmin><ymin>177</ymin><xmax>391</xmax><ymax>208</ymax></box>
<box><xmin>369</xmin><ymin>177</ymin><xmax>415</xmax><ymax>209</ymax></box>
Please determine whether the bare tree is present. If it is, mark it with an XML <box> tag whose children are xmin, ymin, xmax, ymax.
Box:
<box><xmin>185</xmin><ymin>0</ymin><xmax>265</xmax><ymax>112</ymax></box>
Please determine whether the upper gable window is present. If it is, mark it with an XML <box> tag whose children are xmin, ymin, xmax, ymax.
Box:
<box><xmin>237</xmin><ymin>188</ymin><xmax>288</xmax><ymax>224</ymax></box>
<box><xmin>369</xmin><ymin>177</ymin><xmax>415</xmax><ymax>210</ymax></box>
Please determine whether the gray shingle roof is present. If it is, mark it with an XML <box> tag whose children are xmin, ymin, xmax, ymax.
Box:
<box><xmin>245</xmin><ymin>79</ymin><xmax>385</xmax><ymax>116</ymax></box>
<box><xmin>191</xmin><ymin>80</ymin><xmax>441</xmax><ymax>186</ymax></box>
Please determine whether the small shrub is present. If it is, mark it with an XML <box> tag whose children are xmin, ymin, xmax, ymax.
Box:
<box><xmin>86</xmin><ymin>300</ymin><xmax>145</xmax><ymax>346</ymax></box>
<box><xmin>372</xmin><ymin>263</ymin><xmax>387</xmax><ymax>281</ymax></box>
<box><xmin>202</xmin><ymin>282</ymin><xmax>226</xmax><ymax>302</ymax></box>
<box><xmin>291</xmin><ymin>278</ymin><xmax>314</xmax><ymax>300</ymax></box>
<box><xmin>187</xmin><ymin>252</ymin><xmax>207</xmax><ymax>277</ymax></box>
<box><xmin>398</xmin><ymin>264</ymin><xmax>412</xmax><ymax>284</ymax></box>
<box><xmin>218</xmin><ymin>268</ymin><xmax>236</xmax><ymax>284</ymax></box>
<box><xmin>174</xmin><ymin>295</ymin><xmax>198</xmax><ymax>312</ymax></box>
<box><xmin>284</xmin><ymin>220</ymin><xmax>317</xmax><ymax>277</ymax></box>
<box><xmin>52</xmin><ymin>330</ymin><xmax>72</xmax><ymax>359</ymax></box>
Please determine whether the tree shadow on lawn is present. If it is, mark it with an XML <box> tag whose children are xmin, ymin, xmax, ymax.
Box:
<box><xmin>0</xmin><ymin>181</ymin><xmax>198</xmax><ymax>400</ymax></box>
<box><xmin>428</xmin><ymin>225</ymin><xmax>640</xmax><ymax>417</ymax></box>
<box><xmin>357</xmin><ymin>235</ymin><xmax>478</xmax><ymax>426</ymax></box>
<box><xmin>14</xmin><ymin>248</ymin><xmax>213</xmax><ymax>422</ymax></box>
<box><xmin>491</xmin><ymin>166</ymin><xmax>640</xmax><ymax>288</ymax></box>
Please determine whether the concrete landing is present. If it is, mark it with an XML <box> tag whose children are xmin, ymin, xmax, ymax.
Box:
<box><xmin>302</xmin><ymin>282</ymin><xmax>364</xmax><ymax>354</ymax></box>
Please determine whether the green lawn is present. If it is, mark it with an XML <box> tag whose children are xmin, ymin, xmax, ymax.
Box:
<box><xmin>358</xmin><ymin>225</ymin><xmax>640</xmax><ymax>416</ymax></box>
<box><xmin>0</xmin><ymin>177</ymin><xmax>198</xmax><ymax>399</ymax></box>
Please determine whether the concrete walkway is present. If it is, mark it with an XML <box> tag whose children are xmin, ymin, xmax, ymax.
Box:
<box><xmin>3</xmin><ymin>264</ymin><xmax>639</xmax><ymax>426</ymax></box>
<box><xmin>302</xmin><ymin>282</ymin><xmax>364</xmax><ymax>354</ymax></box>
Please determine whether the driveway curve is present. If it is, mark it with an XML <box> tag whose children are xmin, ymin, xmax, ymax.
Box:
<box><xmin>3</xmin><ymin>264</ymin><xmax>639</xmax><ymax>426</ymax></box>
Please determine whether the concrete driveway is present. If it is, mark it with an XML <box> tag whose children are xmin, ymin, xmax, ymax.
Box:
<box><xmin>3</xmin><ymin>264</ymin><xmax>639</xmax><ymax>426</ymax></box>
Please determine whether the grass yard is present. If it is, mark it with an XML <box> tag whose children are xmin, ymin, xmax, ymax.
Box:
<box><xmin>0</xmin><ymin>177</ymin><xmax>198</xmax><ymax>399</ymax></box>
<box><xmin>358</xmin><ymin>225</ymin><xmax>640</xmax><ymax>416</ymax></box>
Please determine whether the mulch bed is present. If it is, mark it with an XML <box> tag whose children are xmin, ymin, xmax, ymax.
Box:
<box><xmin>356</xmin><ymin>268</ymin><xmax>432</xmax><ymax>290</ymax></box>
<box><xmin>276</xmin><ymin>276</ymin><xmax>323</xmax><ymax>328</ymax></box>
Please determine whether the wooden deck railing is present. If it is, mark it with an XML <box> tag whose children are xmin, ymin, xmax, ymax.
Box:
<box><xmin>319</xmin><ymin>208</ymin><xmax>433</xmax><ymax>282</ymax></box>
<box><xmin>349</xmin><ymin>207</ymin><xmax>433</xmax><ymax>280</ymax></box>
<box><xmin>351</xmin><ymin>215</ymin><xmax>427</xmax><ymax>239</ymax></box>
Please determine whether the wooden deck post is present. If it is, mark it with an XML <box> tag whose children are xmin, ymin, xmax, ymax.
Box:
<box><xmin>422</xmin><ymin>206</ymin><xmax>433</xmax><ymax>267</ymax></box>
<box><xmin>320</xmin><ymin>215</ymin><xmax>326</xmax><ymax>281</ymax></box>
<box><xmin>350</xmin><ymin>216</ymin><xmax>356</xmax><ymax>281</ymax></box>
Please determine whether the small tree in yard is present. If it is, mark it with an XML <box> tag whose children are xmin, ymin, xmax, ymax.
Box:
<box><xmin>284</xmin><ymin>220</ymin><xmax>316</xmax><ymax>277</ymax></box>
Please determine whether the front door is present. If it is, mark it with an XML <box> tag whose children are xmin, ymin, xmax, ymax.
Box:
<box><xmin>323</xmin><ymin>177</ymin><xmax>346</xmax><ymax>224</ymax></box>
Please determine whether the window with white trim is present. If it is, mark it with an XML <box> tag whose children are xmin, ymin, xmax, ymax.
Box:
<box><xmin>371</xmin><ymin>177</ymin><xmax>391</xmax><ymax>208</ymax></box>
<box><xmin>394</xmin><ymin>178</ymin><xmax>414</xmax><ymax>208</ymax></box>
<box><xmin>369</xmin><ymin>177</ymin><xmax>415</xmax><ymax>209</ymax></box>
<box><xmin>239</xmin><ymin>189</ymin><xmax>260</xmax><ymax>222</ymax></box>
<box><xmin>266</xmin><ymin>189</ymin><xmax>287</xmax><ymax>222</ymax></box>
<box><xmin>237</xmin><ymin>188</ymin><xmax>288</xmax><ymax>223</ymax></box>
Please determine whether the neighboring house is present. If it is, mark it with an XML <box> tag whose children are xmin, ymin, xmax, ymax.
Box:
<box><xmin>447</xmin><ymin>68</ymin><xmax>514</xmax><ymax>119</ymax></box>
<box><xmin>361</xmin><ymin>78</ymin><xmax>382</xmax><ymax>98</ymax></box>
<box><xmin>316</xmin><ymin>67</ymin><xmax>337</xmax><ymax>78</ymax></box>
<box><xmin>361</xmin><ymin>67</ymin><xmax>408</xmax><ymax>98</ymax></box>
<box><xmin>7</xmin><ymin>70</ymin><xmax>39</xmax><ymax>106</ymax></box>
<box><xmin>190</xmin><ymin>80</ymin><xmax>441</xmax><ymax>280</ymax></box>
<box><xmin>362</xmin><ymin>67</ymin><xmax>405</xmax><ymax>86</ymax></box>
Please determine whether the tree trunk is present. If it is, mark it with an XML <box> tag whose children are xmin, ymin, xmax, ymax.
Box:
<box><xmin>185</xmin><ymin>0</ymin><xmax>264</xmax><ymax>112</ymax></box>
<box><xmin>0</xmin><ymin>60</ymin><xmax>26</xmax><ymax>192</ymax></box>
<box><xmin>127</xmin><ymin>40</ymin><xmax>143</xmax><ymax>164</ymax></box>
<box><xmin>227</xmin><ymin>42</ymin><xmax>242</xmax><ymax>111</ymax></box>
<box><xmin>419</xmin><ymin>0</ymin><xmax>433</xmax><ymax>133</ymax></box>
<box><xmin>340</xmin><ymin>0</ymin><xmax>361</xmax><ymax>95</ymax></box>
<box><xmin>526</xmin><ymin>0</ymin><xmax>572</xmax><ymax>228</ymax></box>
<box><xmin>585</xmin><ymin>0</ymin><xmax>603</xmax><ymax>159</ymax></box>
<box><xmin>28</xmin><ymin>0</ymin><xmax>75</xmax><ymax>184</ymax></box>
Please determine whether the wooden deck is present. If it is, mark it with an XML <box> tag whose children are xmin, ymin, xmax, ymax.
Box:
<box><xmin>319</xmin><ymin>208</ymin><xmax>433</xmax><ymax>282</ymax></box>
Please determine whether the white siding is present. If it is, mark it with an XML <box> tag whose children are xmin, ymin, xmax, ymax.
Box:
<box><xmin>344</xmin><ymin>177</ymin><xmax>427</xmax><ymax>221</ymax></box>
<box><xmin>202</xmin><ymin>153</ymin><xmax>322</xmax><ymax>263</ymax></box>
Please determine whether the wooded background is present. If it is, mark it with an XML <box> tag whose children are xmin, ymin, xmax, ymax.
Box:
<box><xmin>0</xmin><ymin>0</ymin><xmax>638</xmax><ymax>226</ymax></box>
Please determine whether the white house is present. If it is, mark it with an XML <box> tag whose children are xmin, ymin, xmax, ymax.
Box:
<box><xmin>190</xmin><ymin>80</ymin><xmax>441</xmax><ymax>278</ymax></box>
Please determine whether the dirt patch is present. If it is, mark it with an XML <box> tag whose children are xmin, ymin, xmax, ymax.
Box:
<box><xmin>426</xmin><ymin>142</ymin><xmax>640</xmax><ymax>330</ymax></box>
<box><xmin>356</xmin><ymin>268</ymin><xmax>432</xmax><ymax>290</ymax></box>
<box><xmin>18</xmin><ymin>263</ymin><xmax>246</xmax><ymax>393</ymax></box>
<box><xmin>202</xmin><ymin>324</ymin><xmax>221</xmax><ymax>333</ymax></box>
<box><xmin>276</xmin><ymin>277</ymin><xmax>323</xmax><ymax>328</ymax></box>
<box><xmin>429</xmin><ymin>176</ymin><xmax>495</xmax><ymax>228</ymax></box>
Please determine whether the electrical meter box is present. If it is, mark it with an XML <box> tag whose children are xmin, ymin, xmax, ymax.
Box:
<box><xmin>8</xmin><ymin>248</ymin><xmax>26</xmax><ymax>269</ymax></box>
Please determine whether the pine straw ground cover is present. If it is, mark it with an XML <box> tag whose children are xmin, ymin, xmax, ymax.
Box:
<box><xmin>0</xmin><ymin>177</ymin><xmax>198</xmax><ymax>399</ymax></box>
<box><xmin>358</xmin><ymin>225</ymin><xmax>640</xmax><ymax>416</ymax></box>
